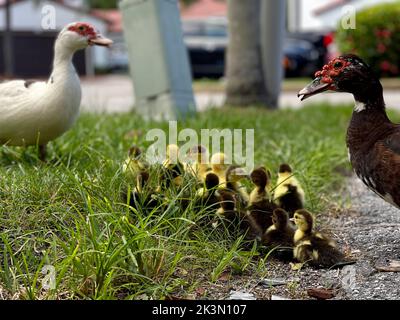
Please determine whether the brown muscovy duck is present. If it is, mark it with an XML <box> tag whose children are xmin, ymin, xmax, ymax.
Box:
<box><xmin>298</xmin><ymin>54</ymin><xmax>400</xmax><ymax>209</ymax></box>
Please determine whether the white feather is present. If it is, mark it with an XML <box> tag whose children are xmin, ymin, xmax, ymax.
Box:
<box><xmin>354</xmin><ymin>100</ymin><xmax>366</xmax><ymax>112</ymax></box>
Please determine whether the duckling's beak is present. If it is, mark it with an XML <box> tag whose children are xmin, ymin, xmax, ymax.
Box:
<box><xmin>88</xmin><ymin>34</ymin><xmax>113</xmax><ymax>48</ymax></box>
<box><xmin>297</xmin><ymin>77</ymin><xmax>331</xmax><ymax>101</ymax></box>
<box><xmin>289</xmin><ymin>218</ymin><xmax>295</xmax><ymax>222</ymax></box>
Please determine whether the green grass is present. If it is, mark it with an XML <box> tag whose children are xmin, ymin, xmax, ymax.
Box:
<box><xmin>0</xmin><ymin>104</ymin><xmax>363</xmax><ymax>299</ymax></box>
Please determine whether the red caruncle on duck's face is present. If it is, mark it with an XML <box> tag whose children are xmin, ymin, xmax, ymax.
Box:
<box><xmin>315</xmin><ymin>58</ymin><xmax>351</xmax><ymax>85</ymax></box>
<box><xmin>68</xmin><ymin>23</ymin><xmax>97</xmax><ymax>39</ymax></box>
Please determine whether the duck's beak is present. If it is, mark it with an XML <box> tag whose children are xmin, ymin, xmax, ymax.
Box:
<box><xmin>297</xmin><ymin>77</ymin><xmax>331</xmax><ymax>101</ymax></box>
<box><xmin>88</xmin><ymin>34</ymin><xmax>113</xmax><ymax>48</ymax></box>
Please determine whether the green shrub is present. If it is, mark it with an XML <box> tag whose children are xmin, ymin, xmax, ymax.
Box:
<box><xmin>336</xmin><ymin>2</ymin><xmax>400</xmax><ymax>77</ymax></box>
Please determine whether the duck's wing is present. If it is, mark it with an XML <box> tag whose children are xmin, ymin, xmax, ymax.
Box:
<box><xmin>0</xmin><ymin>80</ymin><xmax>29</xmax><ymax>98</ymax></box>
<box><xmin>382</xmin><ymin>129</ymin><xmax>400</xmax><ymax>155</ymax></box>
<box><xmin>0</xmin><ymin>79</ymin><xmax>45</xmax><ymax>100</ymax></box>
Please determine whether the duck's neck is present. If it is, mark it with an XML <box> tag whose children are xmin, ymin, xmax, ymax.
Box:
<box><xmin>347</xmin><ymin>81</ymin><xmax>392</xmax><ymax>152</ymax></box>
<box><xmin>351</xmin><ymin>79</ymin><xmax>386</xmax><ymax>113</ymax></box>
<box><xmin>50</xmin><ymin>40</ymin><xmax>77</xmax><ymax>82</ymax></box>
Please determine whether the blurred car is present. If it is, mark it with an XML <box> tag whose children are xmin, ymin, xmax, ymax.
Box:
<box><xmin>183</xmin><ymin>19</ymin><xmax>330</xmax><ymax>78</ymax></box>
<box><xmin>182</xmin><ymin>18</ymin><xmax>228</xmax><ymax>78</ymax></box>
<box><xmin>286</xmin><ymin>31</ymin><xmax>334</xmax><ymax>71</ymax></box>
<box><xmin>283</xmin><ymin>37</ymin><xmax>320</xmax><ymax>77</ymax></box>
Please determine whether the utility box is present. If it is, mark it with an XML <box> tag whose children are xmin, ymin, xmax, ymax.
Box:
<box><xmin>119</xmin><ymin>0</ymin><xmax>196</xmax><ymax>121</ymax></box>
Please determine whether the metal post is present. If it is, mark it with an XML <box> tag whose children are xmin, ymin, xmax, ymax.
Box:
<box><xmin>287</xmin><ymin>0</ymin><xmax>301</xmax><ymax>33</ymax></box>
<box><xmin>260</xmin><ymin>0</ymin><xmax>286</xmax><ymax>108</ymax></box>
<box><xmin>119</xmin><ymin>0</ymin><xmax>196</xmax><ymax>121</ymax></box>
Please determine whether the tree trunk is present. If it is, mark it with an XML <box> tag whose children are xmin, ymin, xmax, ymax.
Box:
<box><xmin>3</xmin><ymin>0</ymin><xmax>14</xmax><ymax>77</ymax></box>
<box><xmin>225</xmin><ymin>0</ymin><xmax>268</xmax><ymax>106</ymax></box>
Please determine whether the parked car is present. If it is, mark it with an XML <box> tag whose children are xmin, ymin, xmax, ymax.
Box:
<box><xmin>183</xmin><ymin>19</ymin><xmax>330</xmax><ymax>78</ymax></box>
<box><xmin>283</xmin><ymin>37</ymin><xmax>320</xmax><ymax>77</ymax></box>
<box><xmin>287</xmin><ymin>31</ymin><xmax>333</xmax><ymax>70</ymax></box>
<box><xmin>182</xmin><ymin>18</ymin><xmax>228</xmax><ymax>78</ymax></box>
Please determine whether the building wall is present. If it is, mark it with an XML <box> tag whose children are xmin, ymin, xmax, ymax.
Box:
<box><xmin>0</xmin><ymin>0</ymin><xmax>109</xmax><ymax>70</ymax></box>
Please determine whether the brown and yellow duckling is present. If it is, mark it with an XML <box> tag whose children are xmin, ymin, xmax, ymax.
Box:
<box><xmin>186</xmin><ymin>144</ymin><xmax>211</xmax><ymax>182</ymax></box>
<box><xmin>215</xmin><ymin>190</ymin><xmax>262</xmax><ymax>240</ymax></box>
<box><xmin>210</xmin><ymin>152</ymin><xmax>229</xmax><ymax>187</ymax></box>
<box><xmin>247</xmin><ymin>167</ymin><xmax>278</xmax><ymax>232</ymax></box>
<box><xmin>196</xmin><ymin>172</ymin><xmax>221</xmax><ymax>209</ymax></box>
<box><xmin>122</xmin><ymin>171</ymin><xmax>159</xmax><ymax>211</ymax></box>
<box><xmin>159</xmin><ymin>144</ymin><xmax>185</xmax><ymax>190</ymax></box>
<box><xmin>225</xmin><ymin>165</ymin><xmax>250</xmax><ymax>209</ymax></box>
<box><xmin>122</xmin><ymin>146</ymin><xmax>157</xmax><ymax>210</ymax></box>
<box><xmin>122</xmin><ymin>145</ymin><xmax>149</xmax><ymax>179</ymax></box>
<box><xmin>273</xmin><ymin>164</ymin><xmax>305</xmax><ymax>217</ymax></box>
<box><xmin>261</xmin><ymin>208</ymin><xmax>295</xmax><ymax>261</ymax></box>
<box><xmin>291</xmin><ymin>209</ymin><xmax>354</xmax><ymax>269</ymax></box>
<box><xmin>262</xmin><ymin>208</ymin><xmax>295</xmax><ymax>248</ymax></box>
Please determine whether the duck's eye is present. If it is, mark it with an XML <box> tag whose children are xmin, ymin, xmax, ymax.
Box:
<box><xmin>334</xmin><ymin>61</ymin><xmax>343</xmax><ymax>69</ymax></box>
<box><xmin>78</xmin><ymin>26</ymin><xmax>86</xmax><ymax>31</ymax></box>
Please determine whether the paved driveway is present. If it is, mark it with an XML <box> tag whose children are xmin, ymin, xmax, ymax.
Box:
<box><xmin>81</xmin><ymin>75</ymin><xmax>400</xmax><ymax>113</ymax></box>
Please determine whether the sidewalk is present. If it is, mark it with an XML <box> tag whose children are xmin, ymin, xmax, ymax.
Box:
<box><xmin>81</xmin><ymin>75</ymin><xmax>400</xmax><ymax>113</ymax></box>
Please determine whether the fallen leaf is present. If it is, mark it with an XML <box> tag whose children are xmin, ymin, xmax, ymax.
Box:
<box><xmin>307</xmin><ymin>288</ymin><xmax>335</xmax><ymax>300</ymax></box>
<box><xmin>218</xmin><ymin>271</ymin><xmax>231</xmax><ymax>281</ymax></box>
<box><xmin>195</xmin><ymin>287</ymin><xmax>206</xmax><ymax>296</ymax></box>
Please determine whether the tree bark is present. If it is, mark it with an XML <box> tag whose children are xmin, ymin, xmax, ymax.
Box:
<box><xmin>225</xmin><ymin>0</ymin><xmax>269</xmax><ymax>106</ymax></box>
<box><xmin>3</xmin><ymin>0</ymin><xmax>14</xmax><ymax>77</ymax></box>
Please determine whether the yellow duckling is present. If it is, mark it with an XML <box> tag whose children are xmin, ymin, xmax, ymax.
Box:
<box><xmin>291</xmin><ymin>209</ymin><xmax>353</xmax><ymax>269</ymax></box>
<box><xmin>273</xmin><ymin>164</ymin><xmax>305</xmax><ymax>217</ymax></box>
<box><xmin>210</xmin><ymin>152</ymin><xmax>229</xmax><ymax>187</ymax></box>
<box><xmin>122</xmin><ymin>145</ymin><xmax>149</xmax><ymax>180</ymax></box>
<box><xmin>186</xmin><ymin>144</ymin><xmax>211</xmax><ymax>182</ymax></box>
<box><xmin>160</xmin><ymin>144</ymin><xmax>184</xmax><ymax>189</ymax></box>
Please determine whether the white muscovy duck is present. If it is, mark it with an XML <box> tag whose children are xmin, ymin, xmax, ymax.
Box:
<box><xmin>0</xmin><ymin>22</ymin><xmax>112</xmax><ymax>160</ymax></box>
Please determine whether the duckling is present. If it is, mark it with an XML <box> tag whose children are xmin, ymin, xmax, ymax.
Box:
<box><xmin>196</xmin><ymin>172</ymin><xmax>221</xmax><ymax>209</ymax></box>
<box><xmin>122</xmin><ymin>171</ymin><xmax>158</xmax><ymax>211</ymax></box>
<box><xmin>291</xmin><ymin>209</ymin><xmax>353</xmax><ymax>269</ymax></box>
<box><xmin>273</xmin><ymin>164</ymin><xmax>305</xmax><ymax>217</ymax></box>
<box><xmin>215</xmin><ymin>190</ymin><xmax>262</xmax><ymax>240</ymax></box>
<box><xmin>160</xmin><ymin>144</ymin><xmax>184</xmax><ymax>189</ymax></box>
<box><xmin>121</xmin><ymin>146</ymin><xmax>156</xmax><ymax>209</ymax></box>
<box><xmin>247</xmin><ymin>167</ymin><xmax>277</xmax><ymax>231</ymax></box>
<box><xmin>210</xmin><ymin>152</ymin><xmax>229</xmax><ymax>187</ymax></box>
<box><xmin>186</xmin><ymin>144</ymin><xmax>211</xmax><ymax>182</ymax></box>
<box><xmin>262</xmin><ymin>208</ymin><xmax>295</xmax><ymax>248</ymax></box>
<box><xmin>122</xmin><ymin>145</ymin><xmax>149</xmax><ymax>180</ymax></box>
<box><xmin>225</xmin><ymin>165</ymin><xmax>250</xmax><ymax>209</ymax></box>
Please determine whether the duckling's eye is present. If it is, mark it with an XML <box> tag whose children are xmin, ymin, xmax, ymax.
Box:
<box><xmin>334</xmin><ymin>61</ymin><xmax>343</xmax><ymax>69</ymax></box>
